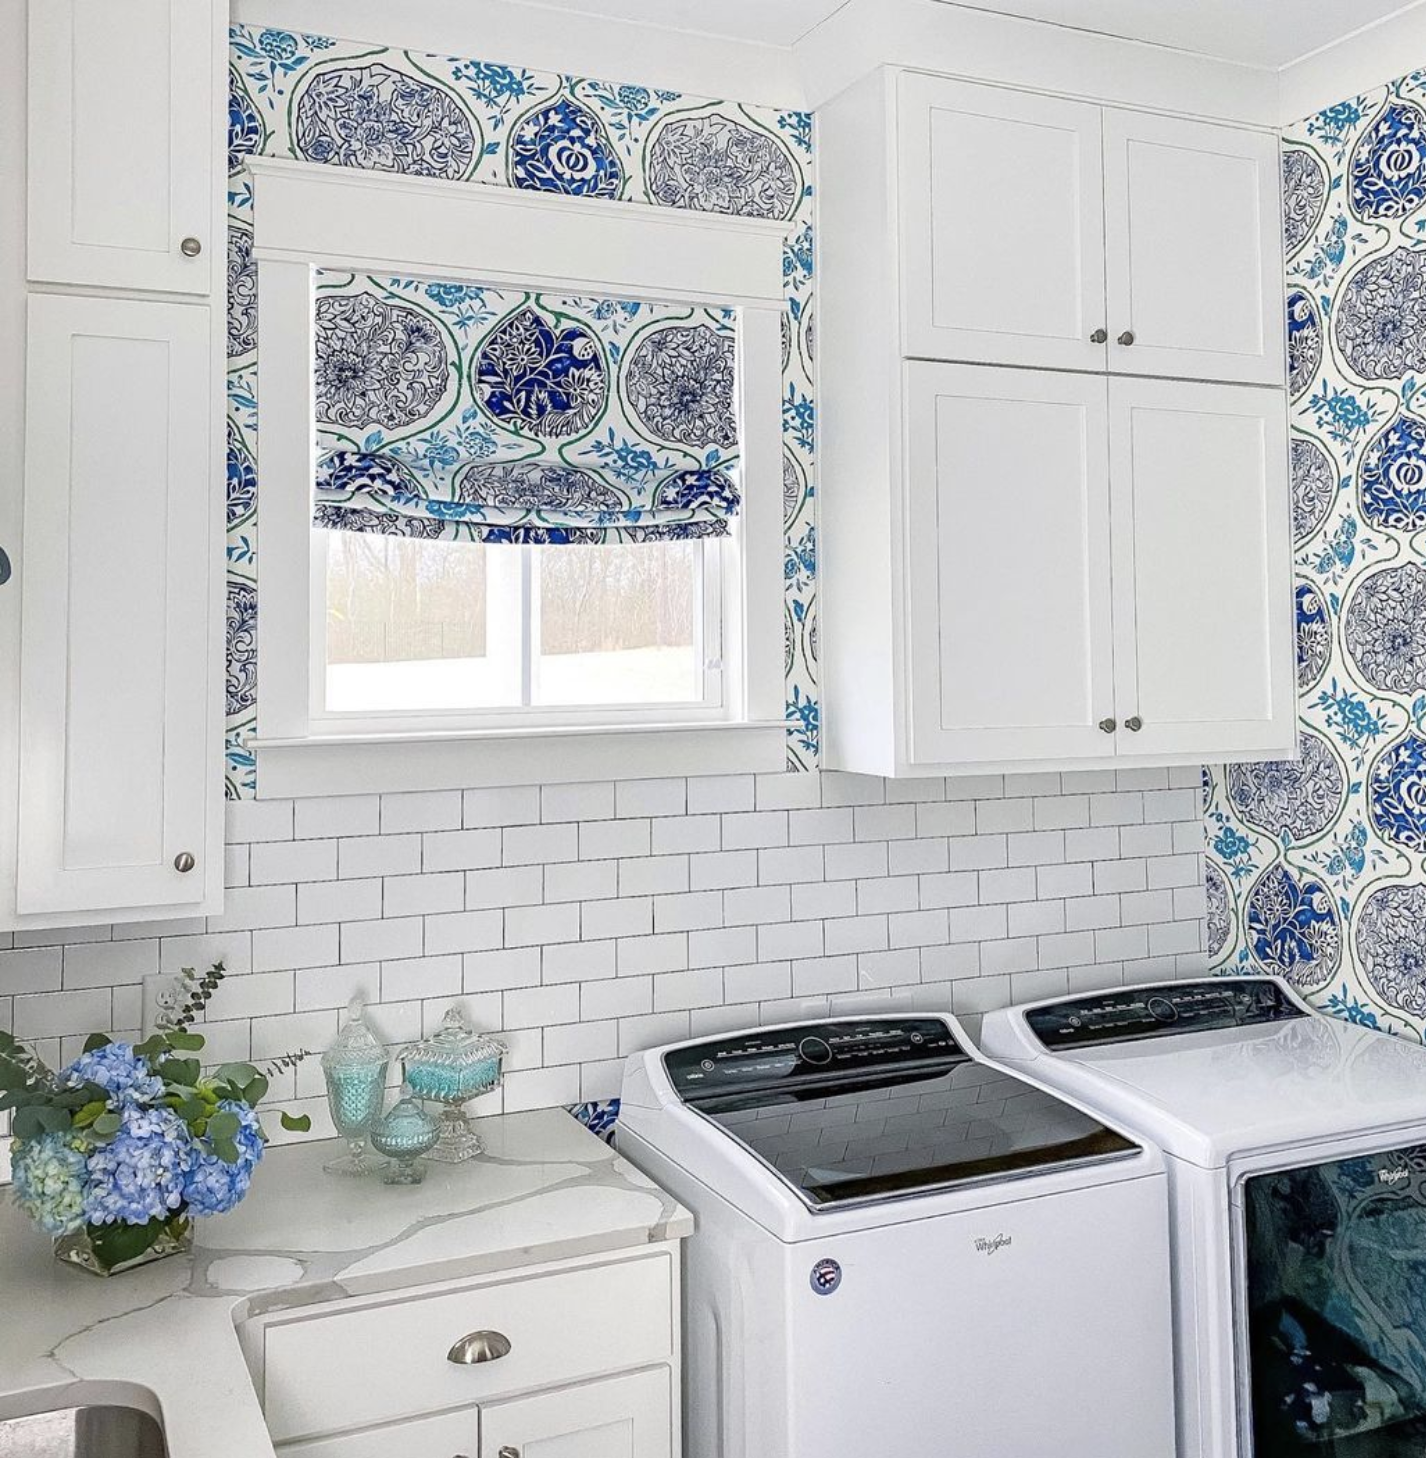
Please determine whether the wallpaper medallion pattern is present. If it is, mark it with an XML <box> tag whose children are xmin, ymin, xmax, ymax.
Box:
<box><xmin>226</xmin><ymin>26</ymin><xmax>818</xmax><ymax>794</ymax></box>
<box><xmin>1205</xmin><ymin>74</ymin><xmax>1426</xmax><ymax>1037</ymax></box>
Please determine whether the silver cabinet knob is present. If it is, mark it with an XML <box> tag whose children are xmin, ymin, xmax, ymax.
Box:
<box><xmin>173</xmin><ymin>852</ymin><xmax>196</xmax><ymax>873</ymax></box>
<box><xmin>0</xmin><ymin>546</ymin><xmax>10</xmax><ymax>587</ymax></box>
<box><xmin>1090</xmin><ymin>328</ymin><xmax>1108</xmax><ymax>344</ymax></box>
<box><xmin>498</xmin><ymin>1449</ymin><xmax>520</xmax><ymax>1458</ymax></box>
<box><xmin>1098</xmin><ymin>718</ymin><xmax>1117</xmax><ymax>734</ymax></box>
<box><xmin>1117</xmin><ymin>330</ymin><xmax>1136</xmax><ymax>346</ymax></box>
<box><xmin>180</xmin><ymin>237</ymin><xmax>203</xmax><ymax>257</ymax></box>
<box><xmin>447</xmin><ymin>1330</ymin><xmax>511</xmax><ymax>1365</ymax></box>
<box><xmin>1125</xmin><ymin>716</ymin><xmax>1144</xmax><ymax>733</ymax></box>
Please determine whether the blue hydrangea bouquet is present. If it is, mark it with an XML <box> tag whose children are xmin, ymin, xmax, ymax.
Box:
<box><xmin>0</xmin><ymin>964</ymin><xmax>310</xmax><ymax>1275</ymax></box>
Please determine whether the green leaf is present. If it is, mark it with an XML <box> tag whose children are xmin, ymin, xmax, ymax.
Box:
<box><xmin>82</xmin><ymin>1032</ymin><xmax>113</xmax><ymax>1054</ymax></box>
<box><xmin>133</xmin><ymin>1035</ymin><xmax>168</xmax><ymax>1061</ymax></box>
<box><xmin>12</xmin><ymin>1105</ymin><xmax>72</xmax><ymax>1140</ymax></box>
<box><xmin>214</xmin><ymin>1063</ymin><xmax>259</xmax><ymax>1088</ymax></box>
<box><xmin>165</xmin><ymin>1031</ymin><xmax>206</xmax><ymax>1053</ymax></box>
<box><xmin>92</xmin><ymin>1111</ymin><xmax>123</xmax><ymax>1137</ymax></box>
<box><xmin>156</xmin><ymin>1058</ymin><xmax>201</xmax><ymax>1088</ymax></box>
<box><xmin>207</xmin><ymin>1109</ymin><xmax>240</xmax><ymax>1142</ymax></box>
<box><xmin>72</xmin><ymin>1100</ymin><xmax>109</xmax><ymax>1129</ymax></box>
<box><xmin>279</xmin><ymin>1111</ymin><xmax>312</xmax><ymax>1133</ymax></box>
<box><xmin>88</xmin><ymin>1220</ymin><xmax>161</xmax><ymax>1272</ymax></box>
<box><xmin>241</xmin><ymin>1075</ymin><xmax>269</xmax><ymax>1107</ymax></box>
<box><xmin>212</xmin><ymin>1136</ymin><xmax>240</xmax><ymax>1165</ymax></box>
<box><xmin>175</xmin><ymin>1097</ymin><xmax>208</xmax><ymax>1124</ymax></box>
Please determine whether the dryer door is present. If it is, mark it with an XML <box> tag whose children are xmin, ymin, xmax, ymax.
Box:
<box><xmin>1242</xmin><ymin>1145</ymin><xmax>1426</xmax><ymax>1455</ymax></box>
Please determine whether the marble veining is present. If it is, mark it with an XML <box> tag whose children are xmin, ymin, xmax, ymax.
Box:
<box><xmin>0</xmin><ymin>1110</ymin><xmax>689</xmax><ymax>1458</ymax></box>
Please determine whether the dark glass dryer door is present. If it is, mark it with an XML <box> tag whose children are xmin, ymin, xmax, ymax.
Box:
<box><xmin>1244</xmin><ymin>1145</ymin><xmax>1426</xmax><ymax>1456</ymax></box>
<box><xmin>666</xmin><ymin>1018</ymin><xmax>1138</xmax><ymax>1211</ymax></box>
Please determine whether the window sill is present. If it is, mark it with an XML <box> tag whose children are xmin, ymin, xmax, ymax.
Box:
<box><xmin>250</xmin><ymin>721</ymin><xmax>789</xmax><ymax>798</ymax></box>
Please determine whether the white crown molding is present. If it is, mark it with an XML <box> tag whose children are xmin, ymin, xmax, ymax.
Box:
<box><xmin>1278</xmin><ymin>4</ymin><xmax>1426</xmax><ymax>124</ymax></box>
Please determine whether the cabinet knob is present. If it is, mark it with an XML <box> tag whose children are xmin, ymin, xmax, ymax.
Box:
<box><xmin>1098</xmin><ymin>718</ymin><xmax>1117</xmax><ymax>735</ymax></box>
<box><xmin>173</xmin><ymin>852</ymin><xmax>196</xmax><ymax>873</ymax></box>
<box><xmin>0</xmin><ymin>546</ymin><xmax>10</xmax><ymax>587</ymax></box>
<box><xmin>498</xmin><ymin>1449</ymin><xmax>520</xmax><ymax>1458</ymax></box>
<box><xmin>447</xmin><ymin>1330</ymin><xmax>512</xmax><ymax>1365</ymax></box>
<box><xmin>180</xmin><ymin>236</ymin><xmax>203</xmax><ymax>257</ymax></box>
<box><xmin>1090</xmin><ymin>328</ymin><xmax>1108</xmax><ymax>344</ymax></box>
<box><xmin>1125</xmin><ymin>716</ymin><xmax>1144</xmax><ymax>733</ymax></box>
<box><xmin>1117</xmin><ymin>330</ymin><xmax>1136</xmax><ymax>346</ymax></box>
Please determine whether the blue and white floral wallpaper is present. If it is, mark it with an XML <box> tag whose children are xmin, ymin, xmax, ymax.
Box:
<box><xmin>226</xmin><ymin>25</ymin><xmax>817</xmax><ymax>795</ymax></box>
<box><xmin>1205</xmin><ymin>73</ymin><xmax>1426</xmax><ymax>1036</ymax></box>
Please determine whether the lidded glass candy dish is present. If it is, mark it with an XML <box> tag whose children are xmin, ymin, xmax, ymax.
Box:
<box><xmin>321</xmin><ymin>998</ymin><xmax>390</xmax><ymax>1176</ymax></box>
<box><xmin>369</xmin><ymin>1085</ymin><xmax>441</xmax><ymax>1185</ymax></box>
<box><xmin>401</xmin><ymin>1006</ymin><xmax>505</xmax><ymax>1163</ymax></box>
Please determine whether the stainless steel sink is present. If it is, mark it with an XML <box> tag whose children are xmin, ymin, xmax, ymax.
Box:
<box><xmin>0</xmin><ymin>1406</ymin><xmax>167</xmax><ymax>1458</ymax></box>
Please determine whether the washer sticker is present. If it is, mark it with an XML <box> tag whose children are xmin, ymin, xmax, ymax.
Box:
<box><xmin>809</xmin><ymin>1258</ymin><xmax>842</xmax><ymax>1295</ymax></box>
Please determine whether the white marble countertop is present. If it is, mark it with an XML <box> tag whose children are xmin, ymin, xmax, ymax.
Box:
<box><xmin>0</xmin><ymin>1109</ymin><xmax>690</xmax><ymax>1458</ymax></box>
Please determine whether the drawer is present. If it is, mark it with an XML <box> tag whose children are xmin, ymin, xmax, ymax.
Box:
<box><xmin>262</xmin><ymin>1253</ymin><xmax>673</xmax><ymax>1443</ymax></box>
<box><xmin>279</xmin><ymin>1405</ymin><xmax>477</xmax><ymax>1458</ymax></box>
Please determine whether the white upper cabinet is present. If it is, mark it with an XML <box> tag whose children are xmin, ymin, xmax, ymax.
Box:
<box><xmin>1109</xmin><ymin>377</ymin><xmax>1295</xmax><ymax>760</ymax></box>
<box><xmin>1103</xmin><ymin>110</ymin><xmax>1284</xmax><ymax>385</ymax></box>
<box><xmin>27</xmin><ymin>0</ymin><xmax>218</xmax><ymax>294</ymax></box>
<box><xmin>898</xmin><ymin>75</ymin><xmax>1108</xmax><ymax>371</ymax></box>
<box><xmin>897</xmin><ymin>74</ymin><xmax>1284</xmax><ymax>386</ymax></box>
<box><xmin>17</xmin><ymin>295</ymin><xmax>217</xmax><ymax>918</ymax></box>
<box><xmin>904</xmin><ymin>363</ymin><xmax>1115</xmax><ymax>765</ymax></box>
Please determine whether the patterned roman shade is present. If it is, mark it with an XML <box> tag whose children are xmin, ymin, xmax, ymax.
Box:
<box><xmin>312</xmin><ymin>272</ymin><xmax>742</xmax><ymax>544</ymax></box>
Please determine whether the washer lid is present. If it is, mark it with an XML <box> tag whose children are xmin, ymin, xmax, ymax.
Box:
<box><xmin>666</xmin><ymin>1018</ymin><xmax>1139</xmax><ymax>1210</ymax></box>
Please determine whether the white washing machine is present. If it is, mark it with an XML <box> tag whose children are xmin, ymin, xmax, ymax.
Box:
<box><xmin>618</xmin><ymin>1014</ymin><xmax>1177</xmax><ymax>1458</ymax></box>
<box><xmin>979</xmin><ymin>976</ymin><xmax>1426</xmax><ymax>1458</ymax></box>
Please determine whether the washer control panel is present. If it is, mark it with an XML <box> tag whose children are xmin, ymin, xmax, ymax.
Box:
<box><xmin>665</xmin><ymin>1019</ymin><xmax>961</xmax><ymax>1102</ymax></box>
<box><xmin>1026</xmin><ymin>979</ymin><xmax>1304</xmax><ymax>1051</ymax></box>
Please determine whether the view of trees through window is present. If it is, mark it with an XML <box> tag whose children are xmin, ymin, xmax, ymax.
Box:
<box><xmin>324</xmin><ymin>533</ymin><xmax>703</xmax><ymax>711</ymax></box>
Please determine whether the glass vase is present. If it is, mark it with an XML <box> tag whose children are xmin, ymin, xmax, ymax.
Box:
<box><xmin>369</xmin><ymin>1086</ymin><xmax>441</xmax><ymax>1186</ymax></box>
<box><xmin>321</xmin><ymin>997</ymin><xmax>390</xmax><ymax>1176</ymax></box>
<box><xmin>54</xmin><ymin>1218</ymin><xmax>193</xmax><ymax>1278</ymax></box>
<box><xmin>401</xmin><ymin>1006</ymin><xmax>505</xmax><ymax>1164</ymax></box>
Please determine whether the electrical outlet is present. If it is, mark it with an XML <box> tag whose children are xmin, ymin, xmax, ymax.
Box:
<box><xmin>141</xmin><ymin>972</ymin><xmax>186</xmax><ymax>1037</ymax></box>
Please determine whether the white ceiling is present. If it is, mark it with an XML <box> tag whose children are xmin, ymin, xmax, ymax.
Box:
<box><xmin>522</xmin><ymin>0</ymin><xmax>1426</xmax><ymax>68</ymax></box>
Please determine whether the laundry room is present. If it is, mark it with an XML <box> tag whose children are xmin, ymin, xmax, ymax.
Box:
<box><xmin>0</xmin><ymin>0</ymin><xmax>1424</xmax><ymax>1454</ymax></box>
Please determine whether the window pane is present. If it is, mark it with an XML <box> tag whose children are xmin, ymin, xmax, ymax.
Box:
<box><xmin>325</xmin><ymin>533</ymin><xmax>518</xmax><ymax>712</ymax></box>
<box><xmin>536</xmin><ymin>541</ymin><xmax>703</xmax><ymax>706</ymax></box>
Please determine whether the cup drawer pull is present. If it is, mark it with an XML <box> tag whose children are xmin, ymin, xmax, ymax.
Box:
<box><xmin>447</xmin><ymin>1330</ymin><xmax>512</xmax><ymax>1365</ymax></box>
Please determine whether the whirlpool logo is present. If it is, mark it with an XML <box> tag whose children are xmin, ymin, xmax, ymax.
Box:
<box><xmin>1378</xmin><ymin>1166</ymin><xmax>1410</xmax><ymax>1187</ymax></box>
<box><xmin>974</xmin><ymin>1233</ymin><xmax>1013</xmax><ymax>1256</ymax></box>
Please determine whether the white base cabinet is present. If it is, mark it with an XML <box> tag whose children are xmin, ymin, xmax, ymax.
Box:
<box><xmin>244</xmin><ymin>1247</ymin><xmax>680</xmax><ymax>1458</ymax></box>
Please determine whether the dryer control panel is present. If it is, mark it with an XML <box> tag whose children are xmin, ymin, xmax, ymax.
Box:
<box><xmin>1026</xmin><ymin>979</ymin><xmax>1304</xmax><ymax>1051</ymax></box>
<box><xmin>664</xmin><ymin>1018</ymin><xmax>962</xmax><ymax>1103</ymax></box>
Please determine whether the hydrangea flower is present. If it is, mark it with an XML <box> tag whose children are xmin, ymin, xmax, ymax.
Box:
<box><xmin>61</xmin><ymin>1043</ymin><xmax>164</xmax><ymax>1106</ymax></box>
<box><xmin>183</xmin><ymin>1102</ymin><xmax>265</xmax><ymax>1217</ymax></box>
<box><xmin>11</xmin><ymin>1133</ymin><xmax>88</xmax><ymax>1236</ymax></box>
<box><xmin>83</xmin><ymin>1107</ymin><xmax>193</xmax><ymax>1227</ymax></box>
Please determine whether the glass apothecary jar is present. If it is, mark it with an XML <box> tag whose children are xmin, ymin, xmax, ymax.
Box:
<box><xmin>321</xmin><ymin>998</ymin><xmax>390</xmax><ymax>1176</ymax></box>
<box><xmin>401</xmin><ymin>1007</ymin><xmax>505</xmax><ymax>1163</ymax></box>
<box><xmin>369</xmin><ymin>1086</ymin><xmax>441</xmax><ymax>1185</ymax></box>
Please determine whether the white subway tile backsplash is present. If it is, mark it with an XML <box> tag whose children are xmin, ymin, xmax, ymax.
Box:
<box><xmin>10</xmin><ymin>772</ymin><xmax>1208</xmax><ymax>1142</ymax></box>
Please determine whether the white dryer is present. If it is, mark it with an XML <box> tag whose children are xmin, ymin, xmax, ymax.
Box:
<box><xmin>618</xmin><ymin>1014</ymin><xmax>1176</xmax><ymax>1458</ymax></box>
<box><xmin>979</xmin><ymin>976</ymin><xmax>1426</xmax><ymax>1458</ymax></box>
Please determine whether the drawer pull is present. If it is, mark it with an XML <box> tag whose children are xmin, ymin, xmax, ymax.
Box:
<box><xmin>499</xmin><ymin>1449</ymin><xmax>520</xmax><ymax>1458</ymax></box>
<box><xmin>447</xmin><ymin>1329</ymin><xmax>511</xmax><ymax>1365</ymax></box>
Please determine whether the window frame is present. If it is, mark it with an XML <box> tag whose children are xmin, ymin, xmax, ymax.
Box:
<box><xmin>245</xmin><ymin>158</ymin><xmax>790</xmax><ymax>797</ymax></box>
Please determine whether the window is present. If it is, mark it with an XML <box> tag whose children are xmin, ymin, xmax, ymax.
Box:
<box><xmin>308</xmin><ymin>272</ymin><xmax>738</xmax><ymax>735</ymax></box>
<box><xmin>316</xmin><ymin>532</ymin><xmax>722</xmax><ymax>727</ymax></box>
<box><xmin>247</xmin><ymin>158</ymin><xmax>787</xmax><ymax>792</ymax></box>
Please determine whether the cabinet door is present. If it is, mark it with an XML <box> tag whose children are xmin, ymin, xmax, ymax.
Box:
<box><xmin>1109</xmin><ymin>377</ymin><xmax>1295</xmax><ymax>761</ymax></box>
<box><xmin>1104</xmin><ymin>111</ymin><xmax>1283</xmax><ymax>385</ymax></box>
<box><xmin>28</xmin><ymin>0</ymin><xmax>218</xmax><ymax>294</ymax></box>
<box><xmin>898</xmin><ymin>74</ymin><xmax>1107</xmax><ymax>371</ymax></box>
<box><xmin>480</xmin><ymin>1369</ymin><xmax>671</xmax><ymax>1458</ymax></box>
<box><xmin>280</xmin><ymin>1407</ymin><xmax>478</xmax><ymax>1458</ymax></box>
<box><xmin>904</xmin><ymin>363</ymin><xmax>1115</xmax><ymax>767</ymax></box>
<box><xmin>17</xmin><ymin>295</ymin><xmax>215</xmax><ymax>916</ymax></box>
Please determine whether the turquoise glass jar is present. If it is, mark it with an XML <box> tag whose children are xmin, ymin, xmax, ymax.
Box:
<box><xmin>401</xmin><ymin>1006</ymin><xmax>505</xmax><ymax>1163</ymax></box>
<box><xmin>369</xmin><ymin>1086</ymin><xmax>441</xmax><ymax>1185</ymax></box>
<box><xmin>320</xmin><ymin>999</ymin><xmax>390</xmax><ymax>1176</ymax></box>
